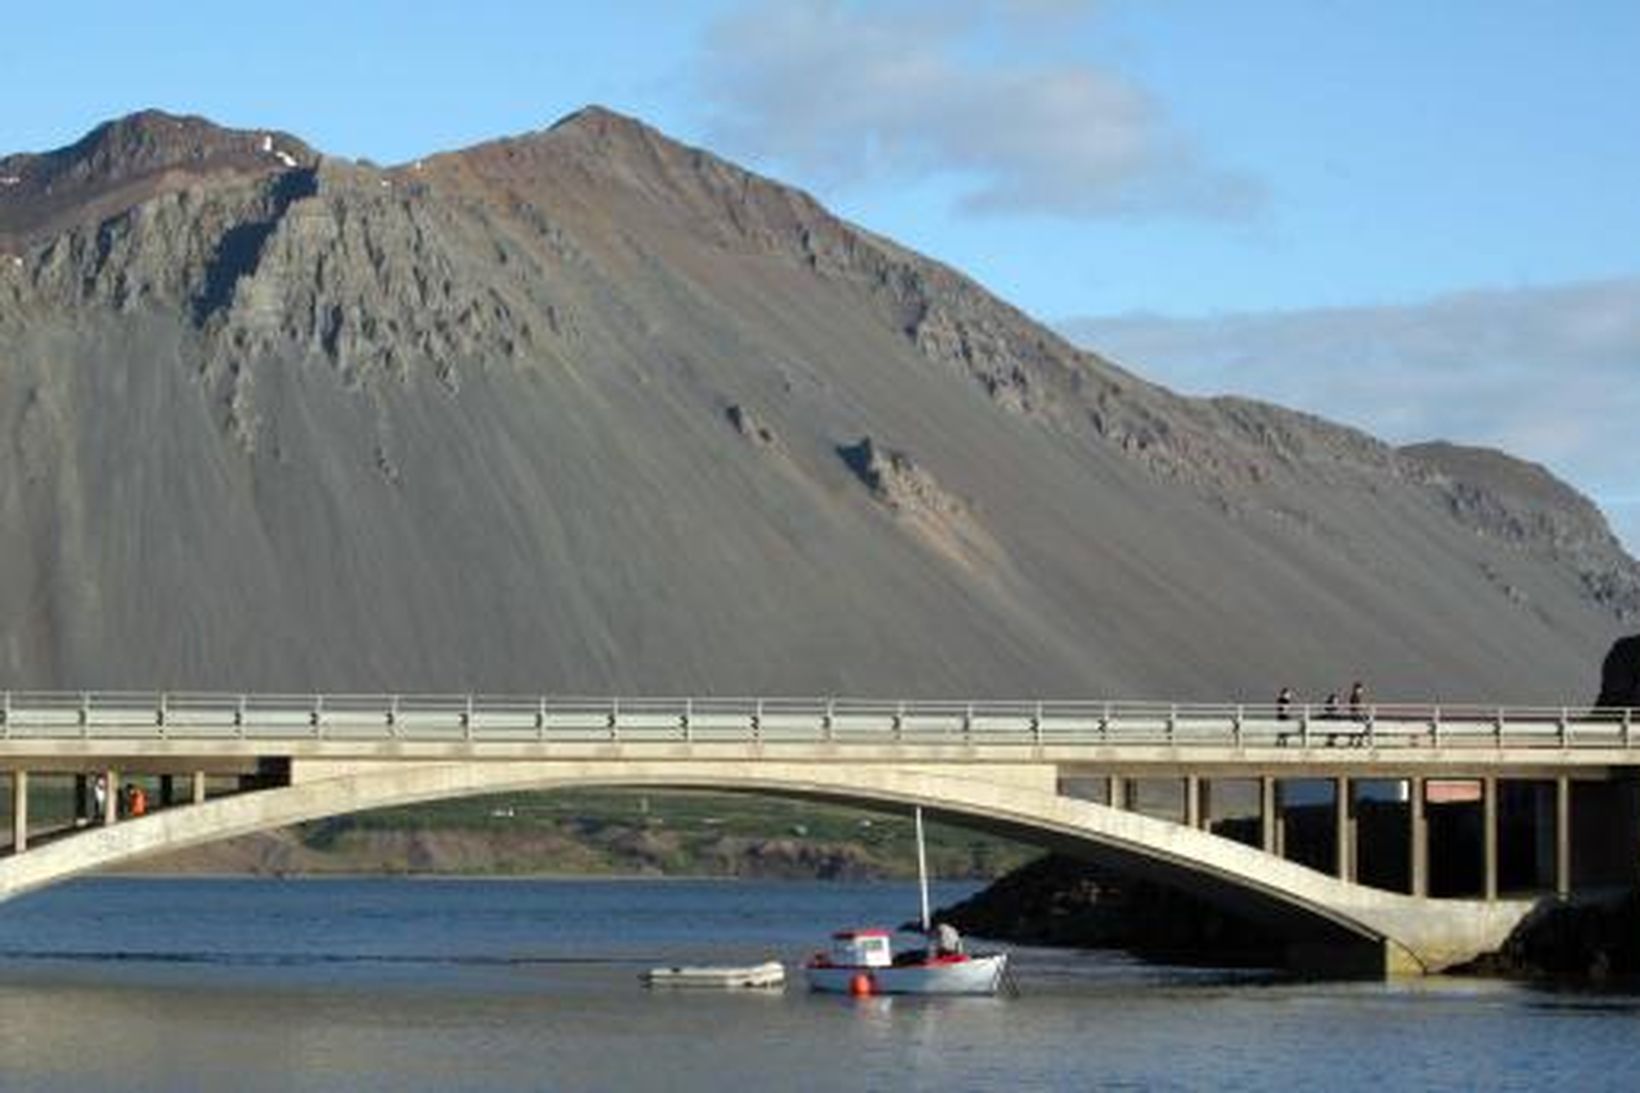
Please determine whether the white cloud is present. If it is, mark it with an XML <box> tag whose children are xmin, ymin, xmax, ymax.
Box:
<box><xmin>1063</xmin><ymin>278</ymin><xmax>1640</xmax><ymax>554</ymax></box>
<box><xmin>696</xmin><ymin>0</ymin><xmax>1259</xmax><ymax>219</ymax></box>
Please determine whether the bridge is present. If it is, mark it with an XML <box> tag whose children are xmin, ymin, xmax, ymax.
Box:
<box><xmin>3</xmin><ymin>692</ymin><xmax>1637</xmax><ymax>976</ymax></box>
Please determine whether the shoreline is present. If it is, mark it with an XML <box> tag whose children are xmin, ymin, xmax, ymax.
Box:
<box><xmin>98</xmin><ymin>871</ymin><xmax>950</xmax><ymax>884</ymax></box>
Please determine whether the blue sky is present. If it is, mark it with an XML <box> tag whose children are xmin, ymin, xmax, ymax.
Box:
<box><xmin>4</xmin><ymin>1</ymin><xmax>1636</xmax><ymax>548</ymax></box>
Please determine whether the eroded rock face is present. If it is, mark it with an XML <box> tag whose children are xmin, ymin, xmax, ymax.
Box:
<box><xmin>1597</xmin><ymin>636</ymin><xmax>1640</xmax><ymax>707</ymax></box>
<box><xmin>1403</xmin><ymin>442</ymin><xmax>1640</xmax><ymax>622</ymax></box>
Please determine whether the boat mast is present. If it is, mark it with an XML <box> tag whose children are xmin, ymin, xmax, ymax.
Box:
<box><xmin>915</xmin><ymin>805</ymin><xmax>931</xmax><ymax>933</ymax></box>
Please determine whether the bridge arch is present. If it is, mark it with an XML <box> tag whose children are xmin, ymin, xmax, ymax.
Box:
<box><xmin>0</xmin><ymin>758</ymin><xmax>1535</xmax><ymax>973</ymax></box>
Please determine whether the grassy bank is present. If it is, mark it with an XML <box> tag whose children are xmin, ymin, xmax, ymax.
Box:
<box><xmin>114</xmin><ymin>788</ymin><xmax>1039</xmax><ymax>880</ymax></box>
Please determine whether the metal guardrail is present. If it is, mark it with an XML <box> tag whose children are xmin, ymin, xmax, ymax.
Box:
<box><xmin>0</xmin><ymin>692</ymin><xmax>1634</xmax><ymax>749</ymax></box>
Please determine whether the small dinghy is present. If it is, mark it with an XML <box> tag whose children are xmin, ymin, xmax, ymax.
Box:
<box><xmin>641</xmin><ymin>960</ymin><xmax>786</xmax><ymax>989</ymax></box>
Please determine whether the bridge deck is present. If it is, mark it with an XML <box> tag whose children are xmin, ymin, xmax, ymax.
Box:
<box><xmin>1</xmin><ymin>693</ymin><xmax>1633</xmax><ymax>762</ymax></box>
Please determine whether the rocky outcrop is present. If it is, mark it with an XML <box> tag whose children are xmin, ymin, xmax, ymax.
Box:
<box><xmin>1403</xmin><ymin>443</ymin><xmax>1640</xmax><ymax>622</ymax></box>
<box><xmin>1461</xmin><ymin>889</ymin><xmax>1640</xmax><ymax>983</ymax></box>
<box><xmin>1597</xmin><ymin>636</ymin><xmax>1640</xmax><ymax>707</ymax></box>
<box><xmin>837</xmin><ymin>437</ymin><xmax>962</xmax><ymax>517</ymax></box>
<box><xmin>935</xmin><ymin>854</ymin><xmax>1284</xmax><ymax>966</ymax></box>
<box><xmin>725</xmin><ymin>403</ymin><xmax>780</xmax><ymax>449</ymax></box>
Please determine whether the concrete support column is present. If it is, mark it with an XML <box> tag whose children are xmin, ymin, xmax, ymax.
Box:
<box><xmin>1335</xmin><ymin>776</ymin><xmax>1354</xmax><ymax>881</ymax></box>
<box><xmin>11</xmin><ymin>770</ymin><xmax>28</xmax><ymax>853</ymax></box>
<box><xmin>103</xmin><ymin>769</ymin><xmax>119</xmax><ymax>825</ymax></box>
<box><xmin>192</xmin><ymin>771</ymin><xmax>207</xmax><ymax>806</ymax></box>
<box><xmin>74</xmin><ymin>774</ymin><xmax>89</xmax><ymax>826</ymax></box>
<box><xmin>1483</xmin><ymin>775</ymin><xmax>1499</xmax><ymax>901</ymax></box>
<box><xmin>1260</xmin><ymin>776</ymin><xmax>1279</xmax><ymax>856</ymax></box>
<box><xmin>1556</xmin><ymin>775</ymin><xmax>1572</xmax><ymax>898</ymax></box>
<box><xmin>1184</xmin><ymin>775</ymin><xmax>1202</xmax><ymax>829</ymax></box>
<box><xmin>160</xmin><ymin>774</ymin><xmax>176</xmax><ymax>808</ymax></box>
<box><xmin>1410</xmin><ymin>777</ymin><xmax>1428</xmax><ymax>897</ymax></box>
<box><xmin>1107</xmin><ymin>775</ymin><xmax>1125</xmax><ymax>811</ymax></box>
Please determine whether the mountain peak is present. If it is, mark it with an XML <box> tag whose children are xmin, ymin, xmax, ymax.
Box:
<box><xmin>0</xmin><ymin>110</ymin><xmax>317</xmax><ymax>247</ymax></box>
<box><xmin>441</xmin><ymin>103</ymin><xmax>698</xmax><ymax>176</ymax></box>
<box><xmin>547</xmin><ymin>104</ymin><xmax>647</xmax><ymax>136</ymax></box>
<box><xmin>22</xmin><ymin>108</ymin><xmax>315</xmax><ymax>180</ymax></box>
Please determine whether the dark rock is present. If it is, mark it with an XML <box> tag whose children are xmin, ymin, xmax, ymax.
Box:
<box><xmin>1461</xmin><ymin>889</ymin><xmax>1640</xmax><ymax>982</ymax></box>
<box><xmin>725</xmin><ymin>403</ymin><xmax>779</xmax><ymax>448</ymax></box>
<box><xmin>1596</xmin><ymin>636</ymin><xmax>1640</xmax><ymax>707</ymax></box>
<box><xmin>936</xmin><ymin>855</ymin><xmax>1284</xmax><ymax>967</ymax></box>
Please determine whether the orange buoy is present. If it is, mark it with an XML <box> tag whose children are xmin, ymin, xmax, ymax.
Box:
<box><xmin>849</xmin><ymin>973</ymin><xmax>874</xmax><ymax>997</ymax></box>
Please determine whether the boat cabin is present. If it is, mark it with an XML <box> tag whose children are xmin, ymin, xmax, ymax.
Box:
<box><xmin>827</xmin><ymin>928</ymin><xmax>894</xmax><ymax>968</ymax></box>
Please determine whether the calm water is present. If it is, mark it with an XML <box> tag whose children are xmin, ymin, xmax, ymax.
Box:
<box><xmin>0</xmin><ymin>877</ymin><xmax>1637</xmax><ymax>1091</ymax></box>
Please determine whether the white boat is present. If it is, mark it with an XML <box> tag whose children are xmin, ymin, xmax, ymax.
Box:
<box><xmin>803</xmin><ymin>807</ymin><xmax>1010</xmax><ymax>996</ymax></box>
<box><xmin>642</xmin><ymin>959</ymin><xmax>786</xmax><ymax>989</ymax></box>
<box><xmin>803</xmin><ymin>928</ymin><xmax>1008</xmax><ymax>995</ymax></box>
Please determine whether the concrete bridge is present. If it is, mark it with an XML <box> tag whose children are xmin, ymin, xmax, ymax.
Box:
<box><xmin>3</xmin><ymin>692</ymin><xmax>1637</xmax><ymax>975</ymax></box>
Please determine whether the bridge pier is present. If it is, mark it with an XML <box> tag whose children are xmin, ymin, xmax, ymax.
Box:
<box><xmin>1559</xmin><ymin>775</ymin><xmax>1640</xmax><ymax>892</ymax></box>
<box><xmin>10</xmin><ymin>770</ymin><xmax>26</xmax><ymax>853</ymax></box>
<box><xmin>1483</xmin><ymin>776</ymin><xmax>1498</xmax><ymax>901</ymax></box>
<box><xmin>1335</xmin><ymin>777</ymin><xmax>1355</xmax><ymax>882</ymax></box>
<box><xmin>1260</xmin><ymin>776</ymin><xmax>1278</xmax><ymax>855</ymax></box>
<box><xmin>1556</xmin><ymin>776</ymin><xmax>1571</xmax><ymax>897</ymax></box>
<box><xmin>1410</xmin><ymin>777</ymin><xmax>1428</xmax><ymax>897</ymax></box>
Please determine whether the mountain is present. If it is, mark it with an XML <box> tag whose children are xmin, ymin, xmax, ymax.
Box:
<box><xmin>0</xmin><ymin>107</ymin><xmax>1633</xmax><ymax>701</ymax></box>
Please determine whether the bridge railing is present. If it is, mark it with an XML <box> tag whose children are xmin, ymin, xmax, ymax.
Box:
<box><xmin>0</xmin><ymin>692</ymin><xmax>1634</xmax><ymax>749</ymax></box>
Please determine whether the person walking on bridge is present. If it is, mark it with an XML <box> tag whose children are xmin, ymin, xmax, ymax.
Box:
<box><xmin>1348</xmin><ymin>680</ymin><xmax>1367</xmax><ymax>721</ymax></box>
